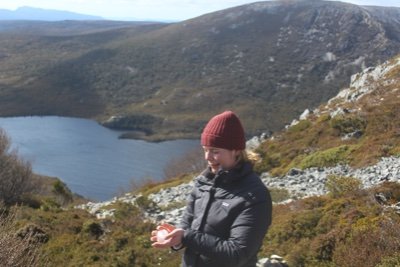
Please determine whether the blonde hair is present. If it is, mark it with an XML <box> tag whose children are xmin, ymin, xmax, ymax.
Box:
<box><xmin>236</xmin><ymin>150</ymin><xmax>249</xmax><ymax>164</ymax></box>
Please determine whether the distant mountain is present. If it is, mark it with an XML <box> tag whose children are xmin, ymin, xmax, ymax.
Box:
<box><xmin>0</xmin><ymin>1</ymin><xmax>399</xmax><ymax>140</ymax></box>
<box><xmin>0</xmin><ymin>6</ymin><xmax>103</xmax><ymax>21</ymax></box>
<box><xmin>0</xmin><ymin>20</ymin><xmax>163</xmax><ymax>36</ymax></box>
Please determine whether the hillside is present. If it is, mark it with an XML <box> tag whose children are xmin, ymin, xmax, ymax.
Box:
<box><xmin>1</xmin><ymin>55</ymin><xmax>400</xmax><ymax>267</ymax></box>
<box><xmin>0</xmin><ymin>0</ymin><xmax>400</xmax><ymax>140</ymax></box>
<box><xmin>255</xmin><ymin>54</ymin><xmax>400</xmax><ymax>175</ymax></box>
<box><xmin>104</xmin><ymin>54</ymin><xmax>400</xmax><ymax>266</ymax></box>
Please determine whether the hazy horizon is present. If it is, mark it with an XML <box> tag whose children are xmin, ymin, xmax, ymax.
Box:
<box><xmin>0</xmin><ymin>0</ymin><xmax>400</xmax><ymax>21</ymax></box>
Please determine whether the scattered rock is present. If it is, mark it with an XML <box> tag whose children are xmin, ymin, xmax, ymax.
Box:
<box><xmin>262</xmin><ymin>156</ymin><xmax>400</xmax><ymax>201</ymax></box>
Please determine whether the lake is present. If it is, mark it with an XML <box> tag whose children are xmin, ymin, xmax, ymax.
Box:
<box><xmin>0</xmin><ymin>116</ymin><xmax>200</xmax><ymax>201</ymax></box>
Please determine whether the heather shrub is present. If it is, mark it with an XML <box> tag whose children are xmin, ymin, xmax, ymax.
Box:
<box><xmin>269</xmin><ymin>187</ymin><xmax>291</xmax><ymax>203</ymax></box>
<box><xmin>298</xmin><ymin>145</ymin><xmax>355</xmax><ymax>169</ymax></box>
<box><xmin>372</xmin><ymin>181</ymin><xmax>400</xmax><ymax>204</ymax></box>
<box><xmin>332</xmin><ymin>217</ymin><xmax>400</xmax><ymax>267</ymax></box>
<box><xmin>135</xmin><ymin>195</ymin><xmax>156</xmax><ymax>211</ymax></box>
<box><xmin>82</xmin><ymin>220</ymin><xmax>104</xmax><ymax>239</ymax></box>
<box><xmin>288</xmin><ymin>120</ymin><xmax>312</xmax><ymax>133</ymax></box>
<box><xmin>254</xmin><ymin>150</ymin><xmax>281</xmax><ymax>174</ymax></box>
<box><xmin>325</xmin><ymin>175</ymin><xmax>362</xmax><ymax>198</ymax></box>
<box><xmin>0</xmin><ymin>129</ymin><xmax>35</xmax><ymax>205</ymax></box>
<box><xmin>0</xmin><ymin>208</ymin><xmax>44</xmax><ymax>267</ymax></box>
<box><xmin>329</xmin><ymin>115</ymin><xmax>367</xmax><ymax>135</ymax></box>
<box><xmin>52</xmin><ymin>180</ymin><xmax>73</xmax><ymax>206</ymax></box>
<box><xmin>377</xmin><ymin>253</ymin><xmax>400</xmax><ymax>267</ymax></box>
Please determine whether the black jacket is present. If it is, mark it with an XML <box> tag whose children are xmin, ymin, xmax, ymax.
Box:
<box><xmin>179</xmin><ymin>162</ymin><xmax>272</xmax><ymax>267</ymax></box>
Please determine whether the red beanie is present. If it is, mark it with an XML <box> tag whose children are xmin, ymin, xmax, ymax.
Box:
<box><xmin>201</xmin><ymin>111</ymin><xmax>246</xmax><ymax>150</ymax></box>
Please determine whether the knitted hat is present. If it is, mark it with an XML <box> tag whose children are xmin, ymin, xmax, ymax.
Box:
<box><xmin>201</xmin><ymin>111</ymin><xmax>246</xmax><ymax>150</ymax></box>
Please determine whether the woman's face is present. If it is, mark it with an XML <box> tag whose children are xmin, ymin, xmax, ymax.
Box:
<box><xmin>203</xmin><ymin>146</ymin><xmax>240</xmax><ymax>173</ymax></box>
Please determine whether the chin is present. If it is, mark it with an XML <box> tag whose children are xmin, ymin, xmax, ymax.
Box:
<box><xmin>210</xmin><ymin>165</ymin><xmax>220</xmax><ymax>173</ymax></box>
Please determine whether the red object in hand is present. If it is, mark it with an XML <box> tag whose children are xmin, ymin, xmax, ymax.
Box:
<box><xmin>156</xmin><ymin>223</ymin><xmax>175</xmax><ymax>242</ymax></box>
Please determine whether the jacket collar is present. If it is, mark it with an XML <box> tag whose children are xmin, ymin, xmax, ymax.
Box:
<box><xmin>198</xmin><ymin>161</ymin><xmax>253</xmax><ymax>186</ymax></box>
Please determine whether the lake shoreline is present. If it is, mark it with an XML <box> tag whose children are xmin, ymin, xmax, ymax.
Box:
<box><xmin>0</xmin><ymin>116</ymin><xmax>200</xmax><ymax>201</ymax></box>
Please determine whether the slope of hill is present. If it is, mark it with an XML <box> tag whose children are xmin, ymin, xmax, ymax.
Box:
<box><xmin>255</xmin><ymin>54</ymin><xmax>400</xmax><ymax>175</ymax></box>
<box><xmin>2</xmin><ymin>54</ymin><xmax>400</xmax><ymax>267</ymax></box>
<box><xmin>0</xmin><ymin>0</ymin><xmax>399</xmax><ymax>140</ymax></box>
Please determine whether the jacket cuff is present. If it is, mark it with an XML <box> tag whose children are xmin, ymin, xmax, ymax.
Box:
<box><xmin>171</xmin><ymin>243</ymin><xmax>184</xmax><ymax>251</ymax></box>
<box><xmin>171</xmin><ymin>229</ymin><xmax>188</xmax><ymax>251</ymax></box>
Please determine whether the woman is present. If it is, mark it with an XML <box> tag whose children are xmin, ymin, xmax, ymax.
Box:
<box><xmin>151</xmin><ymin>110</ymin><xmax>272</xmax><ymax>267</ymax></box>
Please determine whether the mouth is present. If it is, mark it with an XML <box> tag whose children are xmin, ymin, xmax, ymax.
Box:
<box><xmin>209</xmin><ymin>163</ymin><xmax>220</xmax><ymax>169</ymax></box>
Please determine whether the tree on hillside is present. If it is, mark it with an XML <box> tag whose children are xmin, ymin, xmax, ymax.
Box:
<box><xmin>0</xmin><ymin>129</ymin><xmax>34</xmax><ymax>205</ymax></box>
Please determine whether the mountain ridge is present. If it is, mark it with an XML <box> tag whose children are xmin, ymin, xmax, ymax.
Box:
<box><xmin>0</xmin><ymin>1</ymin><xmax>399</xmax><ymax>140</ymax></box>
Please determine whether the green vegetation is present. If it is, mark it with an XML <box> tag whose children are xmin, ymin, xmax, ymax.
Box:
<box><xmin>261</xmin><ymin>181</ymin><xmax>400</xmax><ymax>267</ymax></box>
<box><xmin>329</xmin><ymin>114</ymin><xmax>367</xmax><ymax>135</ymax></box>
<box><xmin>298</xmin><ymin>145</ymin><xmax>356</xmax><ymax>169</ymax></box>
<box><xmin>269</xmin><ymin>188</ymin><xmax>291</xmax><ymax>203</ymax></box>
<box><xmin>325</xmin><ymin>175</ymin><xmax>362</xmax><ymax>198</ymax></box>
<box><xmin>15</xmin><ymin>204</ymin><xmax>181</xmax><ymax>267</ymax></box>
<box><xmin>3</xmin><ymin>170</ymin><xmax>400</xmax><ymax>266</ymax></box>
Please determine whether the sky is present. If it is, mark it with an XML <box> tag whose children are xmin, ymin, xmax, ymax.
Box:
<box><xmin>0</xmin><ymin>0</ymin><xmax>399</xmax><ymax>21</ymax></box>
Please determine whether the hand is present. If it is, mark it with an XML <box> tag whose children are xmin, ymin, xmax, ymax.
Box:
<box><xmin>151</xmin><ymin>225</ymin><xmax>184</xmax><ymax>249</ymax></box>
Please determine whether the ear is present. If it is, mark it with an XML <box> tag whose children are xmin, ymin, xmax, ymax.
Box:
<box><xmin>233</xmin><ymin>150</ymin><xmax>241</xmax><ymax>158</ymax></box>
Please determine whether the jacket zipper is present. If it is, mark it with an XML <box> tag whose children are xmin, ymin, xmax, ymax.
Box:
<box><xmin>198</xmin><ymin>186</ymin><xmax>216</xmax><ymax>232</ymax></box>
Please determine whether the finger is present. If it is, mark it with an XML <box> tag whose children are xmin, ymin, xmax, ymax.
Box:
<box><xmin>162</xmin><ymin>223</ymin><xmax>176</xmax><ymax>232</ymax></box>
<box><xmin>164</xmin><ymin>228</ymin><xmax>179</xmax><ymax>238</ymax></box>
<box><xmin>163</xmin><ymin>232</ymin><xmax>173</xmax><ymax>240</ymax></box>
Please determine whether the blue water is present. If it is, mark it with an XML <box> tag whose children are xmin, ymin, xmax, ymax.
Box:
<box><xmin>0</xmin><ymin>116</ymin><xmax>199</xmax><ymax>201</ymax></box>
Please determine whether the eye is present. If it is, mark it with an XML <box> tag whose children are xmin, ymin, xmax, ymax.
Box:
<box><xmin>211</xmin><ymin>149</ymin><xmax>219</xmax><ymax>154</ymax></box>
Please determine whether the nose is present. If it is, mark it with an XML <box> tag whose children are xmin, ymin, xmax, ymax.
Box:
<box><xmin>205</xmin><ymin>151</ymin><xmax>212</xmax><ymax>161</ymax></box>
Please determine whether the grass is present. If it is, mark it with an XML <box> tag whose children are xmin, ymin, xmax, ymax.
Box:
<box><xmin>136</xmin><ymin>173</ymin><xmax>194</xmax><ymax>197</ymax></box>
<box><xmin>260</xmin><ymin>182</ymin><xmax>400</xmax><ymax>267</ymax></box>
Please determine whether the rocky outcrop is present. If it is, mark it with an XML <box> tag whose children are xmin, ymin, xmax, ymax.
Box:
<box><xmin>261</xmin><ymin>156</ymin><xmax>400</xmax><ymax>199</ymax></box>
<box><xmin>330</xmin><ymin>56</ymin><xmax>400</xmax><ymax>103</ymax></box>
<box><xmin>257</xmin><ymin>255</ymin><xmax>288</xmax><ymax>267</ymax></box>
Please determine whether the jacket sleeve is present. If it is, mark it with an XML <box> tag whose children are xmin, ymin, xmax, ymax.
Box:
<box><xmin>182</xmin><ymin>199</ymin><xmax>271</xmax><ymax>266</ymax></box>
